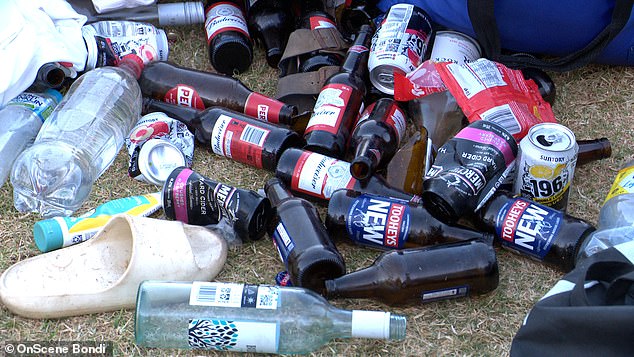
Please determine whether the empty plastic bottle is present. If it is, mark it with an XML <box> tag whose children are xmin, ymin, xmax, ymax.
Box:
<box><xmin>135</xmin><ymin>280</ymin><xmax>407</xmax><ymax>353</ymax></box>
<box><xmin>11</xmin><ymin>55</ymin><xmax>143</xmax><ymax>218</ymax></box>
<box><xmin>0</xmin><ymin>89</ymin><xmax>62</xmax><ymax>188</ymax></box>
<box><xmin>577</xmin><ymin>159</ymin><xmax>634</xmax><ymax>261</ymax></box>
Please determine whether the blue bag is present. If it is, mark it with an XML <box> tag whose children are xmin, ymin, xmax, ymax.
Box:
<box><xmin>375</xmin><ymin>0</ymin><xmax>634</xmax><ymax>70</ymax></box>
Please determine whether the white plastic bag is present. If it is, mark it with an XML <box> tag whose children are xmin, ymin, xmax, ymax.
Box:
<box><xmin>91</xmin><ymin>0</ymin><xmax>156</xmax><ymax>13</ymax></box>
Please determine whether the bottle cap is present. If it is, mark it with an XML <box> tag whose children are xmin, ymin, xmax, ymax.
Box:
<box><xmin>44</xmin><ymin>89</ymin><xmax>63</xmax><ymax>105</ymax></box>
<box><xmin>81</xmin><ymin>25</ymin><xmax>99</xmax><ymax>70</ymax></box>
<box><xmin>138</xmin><ymin>139</ymin><xmax>187</xmax><ymax>186</ymax></box>
<box><xmin>211</xmin><ymin>37</ymin><xmax>253</xmax><ymax>75</ymax></box>
<box><xmin>157</xmin><ymin>2</ymin><xmax>205</xmax><ymax>26</ymax></box>
<box><xmin>33</xmin><ymin>218</ymin><xmax>64</xmax><ymax>253</ymax></box>
<box><xmin>155</xmin><ymin>29</ymin><xmax>170</xmax><ymax>62</ymax></box>
<box><xmin>119</xmin><ymin>54</ymin><xmax>145</xmax><ymax>79</ymax></box>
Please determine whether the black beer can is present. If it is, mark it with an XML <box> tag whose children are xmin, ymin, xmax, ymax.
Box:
<box><xmin>162</xmin><ymin>167</ymin><xmax>272</xmax><ymax>241</ymax></box>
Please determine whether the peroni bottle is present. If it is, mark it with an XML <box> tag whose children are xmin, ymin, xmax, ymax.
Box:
<box><xmin>275</xmin><ymin>148</ymin><xmax>422</xmax><ymax>204</ymax></box>
<box><xmin>162</xmin><ymin>167</ymin><xmax>272</xmax><ymax>241</ymax></box>
<box><xmin>204</xmin><ymin>0</ymin><xmax>253</xmax><ymax>74</ymax></box>
<box><xmin>326</xmin><ymin>189</ymin><xmax>494</xmax><ymax>250</ymax></box>
<box><xmin>324</xmin><ymin>239</ymin><xmax>499</xmax><ymax>305</ymax></box>
<box><xmin>138</xmin><ymin>61</ymin><xmax>297</xmax><ymax>125</ymax></box>
<box><xmin>348</xmin><ymin>98</ymin><xmax>407</xmax><ymax>181</ymax></box>
<box><xmin>474</xmin><ymin>191</ymin><xmax>596</xmax><ymax>272</ymax></box>
<box><xmin>265</xmin><ymin>178</ymin><xmax>346</xmax><ymax>294</ymax></box>
<box><xmin>135</xmin><ymin>280</ymin><xmax>407</xmax><ymax>353</ymax></box>
<box><xmin>143</xmin><ymin>99</ymin><xmax>302</xmax><ymax>172</ymax></box>
<box><xmin>247</xmin><ymin>0</ymin><xmax>293</xmax><ymax>68</ymax></box>
<box><xmin>303</xmin><ymin>25</ymin><xmax>373</xmax><ymax>159</ymax></box>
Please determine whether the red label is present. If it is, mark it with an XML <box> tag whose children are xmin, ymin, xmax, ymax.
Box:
<box><xmin>290</xmin><ymin>151</ymin><xmax>355</xmax><ymax>199</ymax></box>
<box><xmin>164</xmin><ymin>84</ymin><xmax>205</xmax><ymax>110</ymax></box>
<box><xmin>305</xmin><ymin>83</ymin><xmax>353</xmax><ymax>135</ymax></box>
<box><xmin>385</xmin><ymin>203</ymin><xmax>406</xmax><ymax>247</ymax></box>
<box><xmin>309</xmin><ymin>16</ymin><xmax>336</xmax><ymax>30</ymax></box>
<box><xmin>500</xmin><ymin>199</ymin><xmax>529</xmax><ymax>242</ymax></box>
<box><xmin>211</xmin><ymin>114</ymin><xmax>269</xmax><ymax>169</ymax></box>
<box><xmin>204</xmin><ymin>2</ymin><xmax>250</xmax><ymax>44</ymax></box>
<box><xmin>244</xmin><ymin>92</ymin><xmax>284</xmax><ymax>124</ymax></box>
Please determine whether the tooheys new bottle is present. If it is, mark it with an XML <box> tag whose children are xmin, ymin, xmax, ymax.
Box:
<box><xmin>326</xmin><ymin>189</ymin><xmax>493</xmax><ymax>250</ymax></box>
<box><xmin>473</xmin><ymin>191</ymin><xmax>596</xmax><ymax>272</ymax></box>
<box><xmin>204</xmin><ymin>0</ymin><xmax>253</xmax><ymax>74</ymax></box>
<box><xmin>275</xmin><ymin>148</ymin><xmax>421</xmax><ymax>204</ymax></box>
<box><xmin>135</xmin><ymin>281</ymin><xmax>407</xmax><ymax>353</ymax></box>
<box><xmin>162</xmin><ymin>167</ymin><xmax>272</xmax><ymax>241</ymax></box>
<box><xmin>138</xmin><ymin>61</ymin><xmax>297</xmax><ymax>125</ymax></box>
<box><xmin>324</xmin><ymin>239</ymin><xmax>499</xmax><ymax>305</ymax></box>
<box><xmin>247</xmin><ymin>0</ymin><xmax>293</xmax><ymax>68</ymax></box>
<box><xmin>303</xmin><ymin>25</ymin><xmax>373</xmax><ymax>159</ymax></box>
<box><xmin>143</xmin><ymin>99</ymin><xmax>302</xmax><ymax>172</ymax></box>
<box><xmin>265</xmin><ymin>178</ymin><xmax>346</xmax><ymax>294</ymax></box>
<box><xmin>348</xmin><ymin>98</ymin><xmax>407</xmax><ymax>181</ymax></box>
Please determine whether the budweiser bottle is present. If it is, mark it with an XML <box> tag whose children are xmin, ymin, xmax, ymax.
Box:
<box><xmin>348</xmin><ymin>98</ymin><xmax>407</xmax><ymax>181</ymax></box>
<box><xmin>303</xmin><ymin>25</ymin><xmax>373</xmax><ymax>158</ymax></box>
<box><xmin>143</xmin><ymin>99</ymin><xmax>302</xmax><ymax>172</ymax></box>
<box><xmin>326</xmin><ymin>189</ymin><xmax>494</xmax><ymax>250</ymax></box>
<box><xmin>204</xmin><ymin>0</ymin><xmax>253</xmax><ymax>74</ymax></box>
<box><xmin>265</xmin><ymin>178</ymin><xmax>346</xmax><ymax>294</ymax></box>
<box><xmin>138</xmin><ymin>61</ymin><xmax>298</xmax><ymax>125</ymax></box>
<box><xmin>324</xmin><ymin>239</ymin><xmax>499</xmax><ymax>305</ymax></box>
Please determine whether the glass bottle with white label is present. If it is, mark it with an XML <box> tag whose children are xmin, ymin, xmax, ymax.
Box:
<box><xmin>143</xmin><ymin>99</ymin><xmax>302</xmax><ymax>172</ymax></box>
<box><xmin>324</xmin><ymin>239</ymin><xmax>499</xmax><ymax>305</ymax></box>
<box><xmin>135</xmin><ymin>281</ymin><xmax>406</xmax><ymax>353</ymax></box>
<box><xmin>204</xmin><ymin>0</ymin><xmax>253</xmax><ymax>74</ymax></box>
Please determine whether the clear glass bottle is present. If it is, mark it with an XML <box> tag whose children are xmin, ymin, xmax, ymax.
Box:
<box><xmin>135</xmin><ymin>281</ymin><xmax>407</xmax><ymax>354</ymax></box>
<box><xmin>11</xmin><ymin>55</ymin><xmax>143</xmax><ymax>217</ymax></box>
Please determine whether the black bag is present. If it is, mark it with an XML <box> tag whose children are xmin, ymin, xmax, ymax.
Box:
<box><xmin>510</xmin><ymin>241</ymin><xmax>634</xmax><ymax>356</ymax></box>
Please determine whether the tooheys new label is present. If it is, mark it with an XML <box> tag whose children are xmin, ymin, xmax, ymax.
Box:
<box><xmin>163</xmin><ymin>168</ymin><xmax>240</xmax><ymax>225</ymax></box>
<box><xmin>164</xmin><ymin>84</ymin><xmax>205</xmax><ymax>110</ymax></box>
<box><xmin>291</xmin><ymin>151</ymin><xmax>355</xmax><ymax>200</ymax></box>
<box><xmin>305</xmin><ymin>84</ymin><xmax>353</xmax><ymax>135</ymax></box>
<box><xmin>244</xmin><ymin>92</ymin><xmax>284</xmax><ymax>124</ymax></box>
<box><xmin>188</xmin><ymin>282</ymin><xmax>279</xmax><ymax>352</ymax></box>
<box><xmin>211</xmin><ymin>114</ymin><xmax>270</xmax><ymax>169</ymax></box>
<box><xmin>272</xmin><ymin>221</ymin><xmax>295</xmax><ymax>265</ymax></box>
<box><xmin>494</xmin><ymin>197</ymin><xmax>561</xmax><ymax>260</ymax></box>
<box><xmin>345</xmin><ymin>194</ymin><xmax>411</xmax><ymax>249</ymax></box>
<box><xmin>204</xmin><ymin>2</ymin><xmax>250</xmax><ymax>43</ymax></box>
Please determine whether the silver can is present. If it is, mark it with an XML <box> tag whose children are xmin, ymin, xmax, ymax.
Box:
<box><xmin>368</xmin><ymin>4</ymin><xmax>433</xmax><ymax>95</ymax></box>
<box><xmin>429</xmin><ymin>30</ymin><xmax>481</xmax><ymax>65</ymax></box>
<box><xmin>513</xmin><ymin>123</ymin><xmax>579</xmax><ymax>211</ymax></box>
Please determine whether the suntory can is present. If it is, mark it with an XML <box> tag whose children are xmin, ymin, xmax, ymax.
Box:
<box><xmin>513</xmin><ymin>123</ymin><xmax>579</xmax><ymax>211</ymax></box>
<box><xmin>368</xmin><ymin>3</ymin><xmax>433</xmax><ymax>95</ymax></box>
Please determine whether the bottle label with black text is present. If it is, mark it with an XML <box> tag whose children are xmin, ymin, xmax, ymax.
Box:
<box><xmin>305</xmin><ymin>84</ymin><xmax>353</xmax><ymax>135</ymax></box>
<box><xmin>272</xmin><ymin>222</ymin><xmax>295</xmax><ymax>266</ymax></box>
<box><xmin>291</xmin><ymin>151</ymin><xmax>355</xmax><ymax>199</ymax></box>
<box><xmin>204</xmin><ymin>2</ymin><xmax>250</xmax><ymax>44</ymax></box>
<box><xmin>345</xmin><ymin>194</ymin><xmax>411</xmax><ymax>249</ymax></box>
<box><xmin>211</xmin><ymin>114</ymin><xmax>269</xmax><ymax>169</ymax></box>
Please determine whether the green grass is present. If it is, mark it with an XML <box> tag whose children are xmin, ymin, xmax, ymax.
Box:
<box><xmin>1</xmin><ymin>7</ymin><xmax>634</xmax><ymax>357</ymax></box>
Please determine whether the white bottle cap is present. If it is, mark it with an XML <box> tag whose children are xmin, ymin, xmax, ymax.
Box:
<box><xmin>351</xmin><ymin>310</ymin><xmax>391</xmax><ymax>339</ymax></box>
<box><xmin>157</xmin><ymin>2</ymin><xmax>205</xmax><ymax>26</ymax></box>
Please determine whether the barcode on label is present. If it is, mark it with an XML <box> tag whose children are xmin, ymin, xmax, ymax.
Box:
<box><xmin>480</xmin><ymin>104</ymin><xmax>521</xmax><ymax>135</ymax></box>
<box><xmin>190</xmin><ymin>282</ymin><xmax>244</xmax><ymax>307</ymax></box>
<box><xmin>240</xmin><ymin>125</ymin><xmax>269</xmax><ymax>146</ymax></box>
<box><xmin>387</xmin><ymin>5</ymin><xmax>408</xmax><ymax>22</ymax></box>
<box><xmin>196</xmin><ymin>284</ymin><xmax>218</xmax><ymax>303</ymax></box>
<box><xmin>467</xmin><ymin>60</ymin><xmax>506</xmax><ymax>88</ymax></box>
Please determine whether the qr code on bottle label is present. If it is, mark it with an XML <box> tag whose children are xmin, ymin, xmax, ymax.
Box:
<box><xmin>190</xmin><ymin>282</ymin><xmax>244</xmax><ymax>307</ymax></box>
<box><xmin>256</xmin><ymin>286</ymin><xmax>279</xmax><ymax>310</ymax></box>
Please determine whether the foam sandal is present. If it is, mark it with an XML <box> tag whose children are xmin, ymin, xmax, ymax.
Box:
<box><xmin>0</xmin><ymin>214</ymin><xmax>228</xmax><ymax>319</ymax></box>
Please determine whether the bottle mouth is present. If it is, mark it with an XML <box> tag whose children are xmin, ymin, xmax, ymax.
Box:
<box><xmin>389</xmin><ymin>314</ymin><xmax>407</xmax><ymax>340</ymax></box>
<box><xmin>210</xmin><ymin>38</ymin><xmax>253</xmax><ymax>75</ymax></box>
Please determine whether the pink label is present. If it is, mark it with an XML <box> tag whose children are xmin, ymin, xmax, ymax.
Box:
<box><xmin>173</xmin><ymin>168</ymin><xmax>193</xmax><ymax>223</ymax></box>
<box><xmin>455</xmin><ymin>127</ymin><xmax>515</xmax><ymax>166</ymax></box>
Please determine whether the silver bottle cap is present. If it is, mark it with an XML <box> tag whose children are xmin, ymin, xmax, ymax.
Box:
<box><xmin>138</xmin><ymin>139</ymin><xmax>187</xmax><ymax>186</ymax></box>
<box><xmin>157</xmin><ymin>2</ymin><xmax>205</xmax><ymax>26</ymax></box>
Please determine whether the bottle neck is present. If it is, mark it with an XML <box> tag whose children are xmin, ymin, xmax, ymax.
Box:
<box><xmin>264</xmin><ymin>178</ymin><xmax>294</xmax><ymax>207</ymax></box>
<box><xmin>327</xmin><ymin>307</ymin><xmax>406</xmax><ymax>341</ymax></box>
<box><xmin>142</xmin><ymin>99</ymin><xmax>201</xmax><ymax>128</ymax></box>
<box><xmin>576</xmin><ymin>138</ymin><xmax>611</xmax><ymax>166</ymax></box>
<box><xmin>340</xmin><ymin>25</ymin><xmax>373</xmax><ymax>74</ymax></box>
<box><xmin>325</xmin><ymin>264</ymin><xmax>381</xmax><ymax>299</ymax></box>
<box><xmin>117</xmin><ymin>55</ymin><xmax>144</xmax><ymax>79</ymax></box>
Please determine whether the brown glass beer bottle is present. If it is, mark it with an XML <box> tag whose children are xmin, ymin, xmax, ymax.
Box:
<box><xmin>385</xmin><ymin>128</ymin><xmax>429</xmax><ymax>196</ymax></box>
<box><xmin>303</xmin><ymin>25</ymin><xmax>373</xmax><ymax>158</ymax></box>
<box><xmin>204</xmin><ymin>0</ymin><xmax>253</xmax><ymax>74</ymax></box>
<box><xmin>275</xmin><ymin>148</ymin><xmax>421</xmax><ymax>204</ymax></box>
<box><xmin>247</xmin><ymin>0</ymin><xmax>293</xmax><ymax>68</ymax></box>
<box><xmin>143</xmin><ymin>99</ymin><xmax>302</xmax><ymax>172</ymax></box>
<box><xmin>576</xmin><ymin>138</ymin><xmax>611</xmax><ymax>166</ymax></box>
<box><xmin>348</xmin><ymin>98</ymin><xmax>407</xmax><ymax>181</ymax></box>
<box><xmin>326</xmin><ymin>189</ymin><xmax>494</xmax><ymax>250</ymax></box>
<box><xmin>296</xmin><ymin>0</ymin><xmax>343</xmax><ymax>73</ymax></box>
<box><xmin>473</xmin><ymin>191</ymin><xmax>596</xmax><ymax>272</ymax></box>
<box><xmin>324</xmin><ymin>239</ymin><xmax>499</xmax><ymax>305</ymax></box>
<box><xmin>138</xmin><ymin>61</ymin><xmax>297</xmax><ymax>125</ymax></box>
<box><xmin>265</xmin><ymin>178</ymin><xmax>346</xmax><ymax>294</ymax></box>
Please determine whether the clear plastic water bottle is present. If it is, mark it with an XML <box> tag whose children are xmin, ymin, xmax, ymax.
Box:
<box><xmin>577</xmin><ymin>158</ymin><xmax>634</xmax><ymax>261</ymax></box>
<box><xmin>0</xmin><ymin>89</ymin><xmax>62</xmax><ymax>188</ymax></box>
<box><xmin>10</xmin><ymin>55</ymin><xmax>143</xmax><ymax>218</ymax></box>
<box><xmin>135</xmin><ymin>281</ymin><xmax>407</xmax><ymax>354</ymax></box>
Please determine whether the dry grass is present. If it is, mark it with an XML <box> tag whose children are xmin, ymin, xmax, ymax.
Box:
<box><xmin>1</xmin><ymin>9</ymin><xmax>634</xmax><ymax>357</ymax></box>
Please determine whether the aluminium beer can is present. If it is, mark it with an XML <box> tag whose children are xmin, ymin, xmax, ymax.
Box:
<box><xmin>429</xmin><ymin>30</ymin><xmax>481</xmax><ymax>65</ymax></box>
<box><xmin>368</xmin><ymin>3</ymin><xmax>433</xmax><ymax>95</ymax></box>
<box><xmin>513</xmin><ymin>123</ymin><xmax>579</xmax><ymax>211</ymax></box>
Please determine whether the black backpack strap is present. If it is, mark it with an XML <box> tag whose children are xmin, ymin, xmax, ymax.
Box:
<box><xmin>467</xmin><ymin>0</ymin><xmax>634</xmax><ymax>71</ymax></box>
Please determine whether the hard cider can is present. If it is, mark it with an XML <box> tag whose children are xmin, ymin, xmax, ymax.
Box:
<box><xmin>368</xmin><ymin>3</ymin><xmax>433</xmax><ymax>95</ymax></box>
<box><xmin>429</xmin><ymin>30</ymin><xmax>481</xmax><ymax>65</ymax></box>
<box><xmin>513</xmin><ymin>123</ymin><xmax>579</xmax><ymax>211</ymax></box>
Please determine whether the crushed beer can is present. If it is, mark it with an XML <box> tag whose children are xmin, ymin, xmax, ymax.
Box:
<box><xmin>126</xmin><ymin>112</ymin><xmax>195</xmax><ymax>186</ymax></box>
